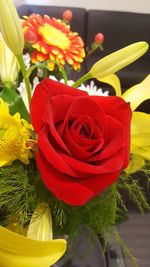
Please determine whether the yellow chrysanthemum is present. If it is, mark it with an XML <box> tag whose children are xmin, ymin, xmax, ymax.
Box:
<box><xmin>0</xmin><ymin>98</ymin><xmax>32</xmax><ymax>166</ymax></box>
<box><xmin>22</xmin><ymin>14</ymin><xmax>85</xmax><ymax>71</ymax></box>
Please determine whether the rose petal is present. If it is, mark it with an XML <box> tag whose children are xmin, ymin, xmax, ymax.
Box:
<box><xmin>37</xmin><ymin>152</ymin><xmax>94</xmax><ymax>205</ymax></box>
<box><xmin>30</xmin><ymin>78</ymin><xmax>87</xmax><ymax>133</ymax></box>
<box><xmin>62</xmin><ymin>117</ymin><xmax>104</xmax><ymax>161</ymax></box>
<box><xmin>88</xmin><ymin>115</ymin><xmax>125</xmax><ymax>162</ymax></box>
<box><xmin>38</xmin><ymin>151</ymin><xmax>120</xmax><ymax>206</ymax></box>
<box><xmin>56</xmin><ymin>96</ymin><xmax>107</xmax><ymax>138</ymax></box>
<box><xmin>92</xmin><ymin>96</ymin><xmax>132</xmax><ymax>167</ymax></box>
<box><xmin>38</xmin><ymin>126</ymin><xmax>76</xmax><ymax>176</ymax></box>
<box><xmin>59</xmin><ymin>148</ymin><xmax>124</xmax><ymax>176</ymax></box>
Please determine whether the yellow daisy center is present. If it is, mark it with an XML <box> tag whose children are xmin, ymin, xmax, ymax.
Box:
<box><xmin>39</xmin><ymin>23</ymin><xmax>71</xmax><ymax>50</ymax></box>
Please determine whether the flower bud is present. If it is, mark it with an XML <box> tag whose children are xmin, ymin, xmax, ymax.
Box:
<box><xmin>0</xmin><ymin>0</ymin><xmax>24</xmax><ymax>55</ymax></box>
<box><xmin>24</xmin><ymin>29</ymin><xmax>38</xmax><ymax>44</ymax></box>
<box><xmin>62</xmin><ymin>9</ymin><xmax>73</xmax><ymax>22</ymax></box>
<box><xmin>89</xmin><ymin>42</ymin><xmax>149</xmax><ymax>80</ymax></box>
<box><xmin>94</xmin><ymin>32</ymin><xmax>104</xmax><ymax>44</ymax></box>
<box><xmin>0</xmin><ymin>35</ymin><xmax>20</xmax><ymax>84</ymax></box>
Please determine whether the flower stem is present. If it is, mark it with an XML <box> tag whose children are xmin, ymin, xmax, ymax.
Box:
<box><xmin>17</xmin><ymin>54</ymin><xmax>32</xmax><ymax>107</ymax></box>
<box><xmin>72</xmin><ymin>73</ymin><xmax>91</xmax><ymax>88</ymax></box>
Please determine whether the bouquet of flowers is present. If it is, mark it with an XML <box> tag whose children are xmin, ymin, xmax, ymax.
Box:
<box><xmin>0</xmin><ymin>1</ymin><xmax>150</xmax><ymax>266</ymax></box>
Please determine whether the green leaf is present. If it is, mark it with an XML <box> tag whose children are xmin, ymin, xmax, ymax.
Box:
<box><xmin>0</xmin><ymin>86</ymin><xmax>29</xmax><ymax>121</ymax></box>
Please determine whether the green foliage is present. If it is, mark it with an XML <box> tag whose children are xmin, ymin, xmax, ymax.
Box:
<box><xmin>44</xmin><ymin>184</ymin><xmax>118</xmax><ymax>239</ymax></box>
<box><xmin>1</xmin><ymin>159</ymin><xmax>150</xmax><ymax>242</ymax></box>
<box><xmin>142</xmin><ymin>160</ymin><xmax>150</xmax><ymax>186</ymax></box>
<box><xmin>119</xmin><ymin>170</ymin><xmax>150</xmax><ymax>214</ymax></box>
<box><xmin>0</xmin><ymin>158</ymin><xmax>149</xmax><ymax>267</ymax></box>
<box><xmin>0</xmin><ymin>161</ymin><xmax>38</xmax><ymax>227</ymax></box>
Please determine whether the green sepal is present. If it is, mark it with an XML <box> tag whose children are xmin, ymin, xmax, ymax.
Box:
<box><xmin>0</xmin><ymin>85</ymin><xmax>30</xmax><ymax>121</ymax></box>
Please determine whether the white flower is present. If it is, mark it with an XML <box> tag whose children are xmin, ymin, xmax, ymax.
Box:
<box><xmin>23</xmin><ymin>53</ymin><xmax>31</xmax><ymax>69</ymax></box>
<box><xmin>33</xmin><ymin>77</ymin><xmax>39</xmax><ymax>90</ymax></box>
<box><xmin>17</xmin><ymin>82</ymin><xmax>29</xmax><ymax>110</ymax></box>
<box><xmin>50</xmin><ymin>76</ymin><xmax>109</xmax><ymax>96</ymax></box>
<box><xmin>49</xmin><ymin>75</ymin><xmax>75</xmax><ymax>86</ymax></box>
<box><xmin>50</xmin><ymin>77</ymin><xmax>109</xmax><ymax>96</ymax></box>
<box><xmin>78</xmin><ymin>80</ymin><xmax>109</xmax><ymax>96</ymax></box>
<box><xmin>17</xmin><ymin>76</ymin><xmax>40</xmax><ymax>111</ymax></box>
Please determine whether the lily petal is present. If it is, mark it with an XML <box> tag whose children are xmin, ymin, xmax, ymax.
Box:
<box><xmin>130</xmin><ymin>144</ymin><xmax>150</xmax><ymax>160</ymax></box>
<box><xmin>131</xmin><ymin>112</ymin><xmax>150</xmax><ymax>160</ymax></box>
<box><xmin>0</xmin><ymin>226</ymin><xmax>67</xmax><ymax>267</ymax></box>
<box><xmin>122</xmin><ymin>74</ymin><xmax>150</xmax><ymax>111</ymax></box>
<box><xmin>97</xmin><ymin>74</ymin><xmax>122</xmax><ymax>96</ymax></box>
<box><xmin>27</xmin><ymin>202</ymin><xmax>53</xmax><ymax>241</ymax></box>
<box><xmin>131</xmin><ymin>111</ymin><xmax>150</xmax><ymax>134</ymax></box>
<box><xmin>125</xmin><ymin>154</ymin><xmax>145</xmax><ymax>174</ymax></box>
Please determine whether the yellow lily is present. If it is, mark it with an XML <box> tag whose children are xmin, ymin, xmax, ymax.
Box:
<box><xmin>0</xmin><ymin>203</ymin><xmax>67</xmax><ymax>267</ymax></box>
<box><xmin>122</xmin><ymin>75</ymin><xmax>150</xmax><ymax>161</ymax></box>
<box><xmin>0</xmin><ymin>35</ymin><xmax>19</xmax><ymax>84</ymax></box>
<box><xmin>0</xmin><ymin>0</ymin><xmax>24</xmax><ymax>55</ymax></box>
<box><xmin>98</xmin><ymin>74</ymin><xmax>150</xmax><ymax>169</ymax></box>
<box><xmin>125</xmin><ymin>154</ymin><xmax>145</xmax><ymax>174</ymax></box>
<box><xmin>122</xmin><ymin>74</ymin><xmax>150</xmax><ymax>110</ymax></box>
<box><xmin>0</xmin><ymin>226</ymin><xmax>66</xmax><ymax>267</ymax></box>
<box><xmin>130</xmin><ymin>112</ymin><xmax>150</xmax><ymax>160</ymax></box>
<box><xmin>98</xmin><ymin>73</ymin><xmax>122</xmax><ymax>96</ymax></box>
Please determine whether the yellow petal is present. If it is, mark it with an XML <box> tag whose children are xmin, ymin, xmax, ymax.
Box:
<box><xmin>0</xmin><ymin>226</ymin><xmax>67</xmax><ymax>267</ymax></box>
<box><xmin>27</xmin><ymin>202</ymin><xmax>53</xmax><ymax>241</ymax></box>
<box><xmin>132</xmin><ymin>133</ymin><xmax>150</xmax><ymax>146</ymax></box>
<box><xmin>131</xmin><ymin>112</ymin><xmax>150</xmax><ymax>160</ymax></box>
<box><xmin>131</xmin><ymin>144</ymin><xmax>150</xmax><ymax>160</ymax></box>
<box><xmin>125</xmin><ymin>154</ymin><xmax>145</xmax><ymax>174</ymax></box>
<box><xmin>0</xmin><ymin>160</ymin><xmax>7</xmax><ymax>167</ymax></box>
<box><xmin>89</xmin><ymin>42</ymin><xmax>148</xmax><ymax>79</ymax></box>
<box><xmin>0</xmin><ymin>98</ymin><xmax>32</xmax><ymax>166</ymax></box>
<box><xmin>131</xmin><ymin>112</ymin><xmax>150</xmax><ymax>146</ymax></box>
<box><xmin>98</xmin><ymin>74</ymin><xmax>121</xmax><ymax>96</ymax></box>
<box><xmin>131</xmin><ymin>111</ymin><xmax>150</xmax><ymax>135</ymax></box>
<box><xmin>122</xmin><ymin>74</ymin><xmax>150</xmax><ymax>111</ymax></box>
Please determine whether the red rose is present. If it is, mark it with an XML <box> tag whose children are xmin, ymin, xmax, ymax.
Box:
<box><xmin>30</xmin><ymin>78</ymin><xmax>132</xmax><ymax>206</ymax></box>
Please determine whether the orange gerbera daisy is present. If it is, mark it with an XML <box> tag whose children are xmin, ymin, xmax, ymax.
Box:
<box><xmin>22</xmin><ymin>14</ymin><xmax>85</xmax><ymax>71</ymax></box>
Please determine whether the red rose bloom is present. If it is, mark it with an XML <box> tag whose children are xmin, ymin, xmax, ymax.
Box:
<box><xmin>30</xmin><ymin>78</ymin><xmax>132</xmax><ymax>206</ymax></box>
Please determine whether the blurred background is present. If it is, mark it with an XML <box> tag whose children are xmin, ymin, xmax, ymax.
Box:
<box><xmin>14</xmin><ymin>0</ymin><xmax>150</xmax><ymax>13</ymax></box>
